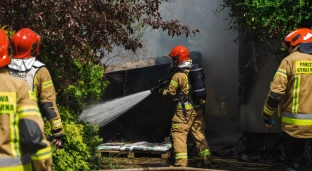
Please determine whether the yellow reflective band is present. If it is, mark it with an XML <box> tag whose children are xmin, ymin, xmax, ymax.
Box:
<box><xmin>18</xmin><ymin>106</ymin><xmax>41</xmax><ymax>119</ymax></box>
<box><xmin>31</xmin><ymin>146</ymin><xmax>52</xmax><ymax>160</ymax></box>
<box><xmin>282</xmin><ymin>116</ymin><xmax>312</xmax><ymax>125</ymax></box>
<box><xmin>199</xmin><ymin>149</ymin><xmax>211</xmax><ymax>157</ymax></box>
<box><xmin>175</xmin><ymin>153</ymin><xmax>188</xmax><ymax>159</ymax></box>
<box><xmin>172</xmin><ymin>124</ymin><xmax>178</xmax><ymax>129</ymax></box>
<box><xmin>292</xmin><ymin>75</ymin><xmax>300</xmax><ymax>114</ymax></box>
<box><xmin>51</xmin><ymin>119</ymin><xmax>62</xmax><ymax>129</ymax></box>
<box><xmin>0</xmin><ymin>163</ymin><xmax>32</xmax><ymax>171</ymax></box>
<box><xmin>177</xmin><ymin>104</ymin><xmax>193</xmax><ymax>110</ymax></box>
<box><xmin>295</xmin><ymin>61</ymin><xmax>312</xmax><ymax>74</ymax></box>
<box><xmin>0</xmin><ymin>92</ymin><xmax>17</xmax><ymax>113</ymax></box>
<box><xmin>263</xmin><ymin>106</ymin><xmax>274</xmax><ymax>116</ymax></box>
<box><xmin>274</xmin><ymin>69</ymin><xmax>287</xmax><ymax>79</ymax></box>
<box><xmin>185</xmin><ymin>74</ymin><xmax>189</xmax><ymax>93</ymax></box>
<box><xmin>10</xmin><ymin>113</ymin><xmax>21</xmax><ymax>157</ymax></box>
<box><xmin>170</xmin><ymin>80</ymin><xmax>178</xmax><ymax>87</ymax></box>
<box><xmin>42</xmin><ymin>80</ymin><xmax>53</xmax><ymax>89</ymax></box>
<box><xmin>0</xmin><ymin>92</ymin><xmax>20</xmax><ymax>157</ymax></box>
<box><xmin>34</xmin><ymin>75</ymin><xmax>38</xmax><ymax>97</ymax></box>
<box><xmin>28</xmin><ymin>90</ymin><xmax>37</xmax><ymax>101</ymax></box>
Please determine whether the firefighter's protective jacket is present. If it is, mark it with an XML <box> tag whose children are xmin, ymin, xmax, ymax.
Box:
<box><xmin>8</xmin><ymin>58</ymin><xmax>64</xmax><ymax>138</ymax></box>
<box><xmin>0</xmin><ymin>67</ymin><xmax>52</xmax><ymax>171</ymax></box>
<box><xmin>263</xmin><ymin>45</ymin><xmax>312</xmax><ymax>138</ymax></box>
<box><xmin>163</xmin><ymin>70</ymin><xmax>200</xmax><ymax>115</ymax></box>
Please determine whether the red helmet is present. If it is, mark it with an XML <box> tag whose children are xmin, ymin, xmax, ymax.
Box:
<box><xmin>284</xmin><ymin>28</ymin><xmax>312</xmax><ymax>48</ymax></box>
<box><xmin>0</xmin><ymin>29</ymin><xmax>11</xmax><ymax>68</ymax></box>
<box><xmin>11</xmin><ymin>28</ymin><xmax>41</xmax><ymax>59</ymax></box>
<box><xmin>169</xmin><ymin>45</ymin><xmax>191</xmax><ymax>64</ymax></box>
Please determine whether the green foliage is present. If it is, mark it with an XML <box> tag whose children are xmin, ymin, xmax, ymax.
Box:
<box><xmin>40</xmin><ymin>46</ymin><xmax>106</xmax><ymax>170</ymax></box>
<box><xmin>219</xmin><ymin>1</ymin><xmax>312</xmax><ymax>169</ymax></box>
<box><xmin>1</xmin><ymin>26</ymin><xmax>15</xmax><ymax>38</ymax></box>
<box><xmin>39</xmin><ymin>43</ymin><xmax>107</xmax><ymax>170</ymax></box>
<box><xmin>0</xmin><ymin>0</ymin><xmax>195</xmax><ymax>170</ymax></box>
<box><xmin>220</xmin><ymin>0</ymin><xmax>312</xmax><ymax>45</ymax></box>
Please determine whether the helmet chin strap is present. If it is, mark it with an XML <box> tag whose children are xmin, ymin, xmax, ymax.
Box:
<box><xmin>168</xmin><ymin>56</ymin><xmax>179</xmax><ymax>75</ymax></box>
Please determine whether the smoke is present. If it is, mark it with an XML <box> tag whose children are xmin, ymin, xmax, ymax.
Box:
<box><xmin>103</xmin><ymin>0</ymin><xmax>239</xmax><ymax>132</ymax></box>
<box><xmin>142</xmin><ymin>0</ymin><xmax>239</xmax><ymax>119</ymax></box>
<box><xmin>142</xmin><ymin>0</ymin><xmax>239</xmax><ymax>133</ymax></box>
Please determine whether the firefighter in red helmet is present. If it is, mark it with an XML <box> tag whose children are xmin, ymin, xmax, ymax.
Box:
<box><xmin>262</xmin><ymin>28</ymin><xmax>312</xmax><ymax>170</ymax></box>
<box><xmin>8</xmin><ymin>28</ymin><xmax>65</xmax><ymax>148</ymax></box>
<box><xmin>0</xmin><ymin>28</ymin><xmax>52</xmax><ymax>171</ymax></box>
<box><xmin>161</xmin><ymin>45</ymin><xmax>211</xmax><ymax>168</ymax></box>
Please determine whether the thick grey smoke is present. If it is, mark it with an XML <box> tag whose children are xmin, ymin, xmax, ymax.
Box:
<box><xmin>142</xmin><ymin>0</ymin><xmax>239</xmax><ymax>132</ymax></box>
<box><xmin>104</xmin><ymin>0</ymin><xmax>239</xmax><ymax>133</ymax></box>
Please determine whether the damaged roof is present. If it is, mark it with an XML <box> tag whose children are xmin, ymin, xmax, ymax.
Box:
<box><xmin>104</xmin><ymin>51</ymin><xmax>201</xmax><ymax>73</ymax></box>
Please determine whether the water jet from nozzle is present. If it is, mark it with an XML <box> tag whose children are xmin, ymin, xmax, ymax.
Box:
<box><xmin>79</xmin><ymin>90</ymin><xmax>151</xmax><ymax>127</ymax></box>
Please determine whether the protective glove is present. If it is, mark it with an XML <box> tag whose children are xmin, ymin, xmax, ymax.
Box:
<box><xmin>264</xmin><ymin>118</ymin><xmax>275</xmax><ymax>128</ymax></box>
<box><xmin>161</xmin><ymin>89</ymin><xmax>169</xmax><ymax>96</ymax></box>
<box><xmin>48</xmin><ymin>135</ymin><xmax>64</xmax><ymax>149</ymax></box>
<box><xmin>158</xmin><ymin>87</ymin><xmax>166</xmax><ymax>95</ymax></box>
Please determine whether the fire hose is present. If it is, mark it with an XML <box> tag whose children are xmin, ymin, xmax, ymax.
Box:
<box><xmin>150</xmin><ymin>77</ymin><xmax>171</xmax><ymax>93</ymax></box>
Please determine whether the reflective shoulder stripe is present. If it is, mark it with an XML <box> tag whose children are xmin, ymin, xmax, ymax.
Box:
<box><xmin>170</xmin><ymin>80</ymin><xmax>178</xmax><ymax>87</ymax></box>
<box><xmin>274</xmin><ymin>69</ymin><xmax>287</xmax><ymax>79</ymax></box>
<box><xmin>42</xmin><ymin>80</ymin><xmax>53</xmax><ymax>89</ymax></box>
<box><xmin>31</xmin><ymin>146</ymin><xmax>52</xmax><ymax>160</ymax></box>
<box><xmin>0</xmin><ymin>155</ymin><xmax>31</xmax><ymax>167</ymax></box>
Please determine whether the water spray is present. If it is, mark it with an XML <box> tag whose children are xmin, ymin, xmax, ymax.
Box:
<box><xmin>79</xmin><ymin>78</ymin><xmax>170</xmax><ymax>127</ymax></box>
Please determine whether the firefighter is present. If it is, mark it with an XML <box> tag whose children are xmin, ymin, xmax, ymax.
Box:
<box><xmin>161</xmin><ymin>45</ymin><xmax>211</xmax><ymax>168</ymax></box>
<box><xmin>0</xmin><ymin>29</ymin><xmax>52</xmax><ymax>171</ymax></box>
<box><xmin>8</xmin><ymin>28</ymin><xmax>64</xmax><ymax>148</ymax></box>
<box><xmin>262</xmin><ymin>28</ymin><xmax>312</xmax><ymax>171</ymax></box>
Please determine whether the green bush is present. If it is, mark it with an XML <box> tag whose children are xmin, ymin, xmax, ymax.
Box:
<box><xmin>40</xmin><ymin>46</ymin><xmax>109</xmax><ymax>171</ymax></box>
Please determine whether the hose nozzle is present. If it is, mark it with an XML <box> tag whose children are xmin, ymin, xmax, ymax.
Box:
<box><xmin>150</xmin><ymin>79</ymin><xmax>170</xmax><ymax>93</ymax></box>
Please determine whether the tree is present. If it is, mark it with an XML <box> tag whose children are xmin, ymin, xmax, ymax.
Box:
<box><xmin>219</xmin><ymin>2</ymin><xmax>312</xmax><ymax>168</ymax></box>
<box><xmin>219</xmin><ymin>0</ymin><xmax>312</xmax><ymax>67</ymax></box>
<box><xmin>0</xmin><ymin>0</ymin><xmax>198</xmax><ymax>170</ymax></box>
<box><xmin>220</xmin><ymin>0</ymin><xmax>312</xmax><ymax>44</ymax></box>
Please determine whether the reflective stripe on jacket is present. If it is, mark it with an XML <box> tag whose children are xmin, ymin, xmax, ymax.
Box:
<box><xmin>263</xmin><ymin>46</ymin><xmax>312</xmax><ymax>138</ymax></box>
<box><xmin>0</xmin><ymin>155</ymin><xmax>31</xmax><ymax>167</ymax></box>
<box><xmin>164</xmin><ymin>70</ymin><xmax>194</xmax><ymax>111</ymax></box>
<box><xmin>9</xmin><ymin>59</ymin><xmax>64</xmax><ymax>137</ymax></box>
<box><xmin>0</xmin><ymin>68</ymin><xmax>52</xmax><ymax>170</ymax></box>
